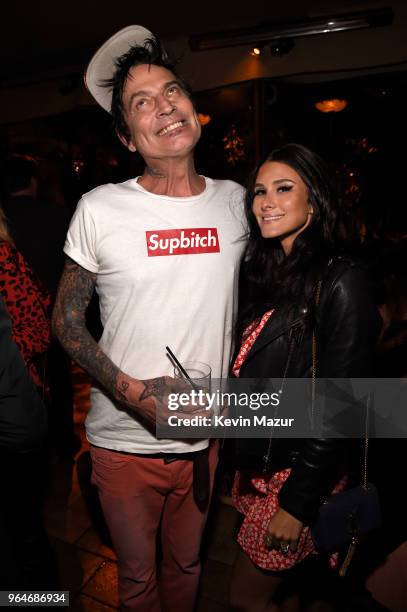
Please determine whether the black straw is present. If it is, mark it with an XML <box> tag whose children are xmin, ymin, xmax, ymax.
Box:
<box><xmin>166</xmin><ymin>346</ymin><xmax>198</xmax><ymax>390</ymax></box>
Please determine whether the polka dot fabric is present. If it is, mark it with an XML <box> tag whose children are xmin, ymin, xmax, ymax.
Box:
<box><xmin>231</xmin><ymin>310</ymin><xmax>273</xmax><ymax>378</ymax></box>
<box><xmin>232</xmin><ymin>470</ymin><xmax>347</xmax><ymax>570</ymax></box>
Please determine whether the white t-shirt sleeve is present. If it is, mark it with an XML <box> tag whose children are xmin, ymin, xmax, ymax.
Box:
<box><xmin>229</xmin><ymin>183</ymin><xmax>248</xmax><ymax>236</ymax></box>
<box><xmin>64</xmin><ymin>196</ymin><xmax>99</xmax><ymax>273</ymax></box>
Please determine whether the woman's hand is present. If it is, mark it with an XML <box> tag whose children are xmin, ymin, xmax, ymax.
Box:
<box><xmin>264</xmin><ymin>507</ymin><xmax>303</xmax><ymax>553</ymax></box>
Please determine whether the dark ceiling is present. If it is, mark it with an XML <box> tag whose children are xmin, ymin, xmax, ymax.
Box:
<box><xmin>5</xmin><ymin>0</ymin><xmax>395</xmax><ymax>85</ymax></box>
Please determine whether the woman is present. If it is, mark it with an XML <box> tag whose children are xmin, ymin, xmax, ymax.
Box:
<box><xmin>230</xmin><ymin>144</ymin><xmax>381</xmax><ymax>611</ymax></box>
<box><xmin>0</xmin><ymin>207</ymin><xmax>50</xmax><ymax>389</ymax></box>
<box><xmin>0</xmin><ymin>207</ymin><xmax>56</xmax><ymax>589</ymax></box>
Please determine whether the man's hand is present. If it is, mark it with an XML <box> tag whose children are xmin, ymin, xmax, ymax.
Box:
<box><xmin>53</xmin><ymin>258</ymin><xmax>211</xmax><ymax>430</ymax></box>
<box><xmin>264</xmin><ymin>507</ymin><xmax>303</xmax><ymax>553</ymax></box>
<box><xmin>116</xmin><ymin>372</ymin><xmax>212</xmax><ymax>428</ymax></box>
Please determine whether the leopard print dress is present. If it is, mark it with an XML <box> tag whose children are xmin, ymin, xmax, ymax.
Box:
<box><xmin>0</xmin><ymin>240</ymin><xmax>51</xmax><ymax>387</ymax></box>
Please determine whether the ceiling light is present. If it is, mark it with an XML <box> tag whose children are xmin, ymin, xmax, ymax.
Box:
<box><xmin>250</xmin><ymin>46</ymin><xmax>261</xmax><ymax>56</ymax></box>
<box><xmin>315</xmin><ymin>99</ymin><xmax>348</xmax><ymax>113</ymax></box>
<box><xmin>198</xmin><ymin>113</ymin><xmax>211</xmax><ymax>125</ymax></box>
<box><xmin>269</xmin><ymin>38</ymin><xmax>295</xmax><ymax>56</ymax></box>
<box><xmin>189</xmin><ymin>7</ymin><xmax>393</xmax><ymax>51</ymax></box>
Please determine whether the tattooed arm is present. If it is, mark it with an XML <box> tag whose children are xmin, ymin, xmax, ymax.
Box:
<box><xmin>52</xmin><ymin>257</ymin><xmax>190</xmax><ymax>426</ymax></box>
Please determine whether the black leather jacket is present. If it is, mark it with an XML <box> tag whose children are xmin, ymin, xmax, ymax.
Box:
<box><xmin>236</xmin><ymin>256</ymin><xmax>382</xmax><ymax>523</ymax></box>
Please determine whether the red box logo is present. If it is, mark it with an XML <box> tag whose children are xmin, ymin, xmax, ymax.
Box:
<box><xmin>146</xmin><ymin>228</ymin><xmax>220</xmax><ymax>257</ymax></box>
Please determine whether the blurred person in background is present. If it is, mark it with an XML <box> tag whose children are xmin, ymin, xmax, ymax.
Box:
<box><xmin>0</xmin><ymin>211</ymin><xmax>57</xmax><ymax>588</ymax></box>
<box><xmin>2</xmin><ymin>155</ymin><xmax>69</xmax><ymax>298</ymax></box>
<box><xmin>0</xmin><ymin>208</ymin><xmax>50</xmax><ymax>390</ymax></box>
<box><xmin>2</xmin><ymin>155</ymin><xmax>78</xmax><ymax>458</ymax></box>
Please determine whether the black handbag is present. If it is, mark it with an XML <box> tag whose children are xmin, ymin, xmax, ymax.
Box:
<box><xmin>310</xmin><ymin>282</ymin><xmax>381</xmax><ymax>576</ymax></box>
<box><xmin>311</xmin><ymin>482</ymin><xmax>381</xmax><ymax>552</ymax></box>
<box><xmin>311</xmin><ymin>441</ymin><xmax>381</xmax><ymax>575</ymax></box>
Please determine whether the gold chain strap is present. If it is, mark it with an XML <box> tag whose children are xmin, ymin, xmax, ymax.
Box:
<box><xmin>363</xmin><ymin>394</ymin><xmax>370</xmax><ymax>489</ymax></box>
<box><xmin>311</xmin><ymin>281</ymin><xmax>322</xmax><ymax>428</ymax></box>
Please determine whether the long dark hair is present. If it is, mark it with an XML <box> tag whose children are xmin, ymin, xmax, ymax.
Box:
<box><xmin>238</xmin><ymin>143</ymin><xmax>348</xmax><ymax>338</ymax></box>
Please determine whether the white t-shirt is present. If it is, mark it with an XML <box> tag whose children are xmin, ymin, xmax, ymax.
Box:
<box><xmin>64</xmin><ymin>177</ymin><xmax>246</xmax><ymax>453</ymax></box>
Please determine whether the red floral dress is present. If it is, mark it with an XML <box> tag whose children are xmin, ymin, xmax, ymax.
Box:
<box><xmin>232</xmin><ymin>311</ymin><xmax>346</xmax><ymax>571</ymax></box>
<box><xmin>0</xmin><ymin>241</ymin><xmax>51</xmax><ymax>388</ymax></box>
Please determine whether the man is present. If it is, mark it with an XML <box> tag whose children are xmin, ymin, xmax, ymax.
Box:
<box><xmin>2</xmin><ymin>155</ymin><xmax>70</xmax><ymax>299</ymax></box>
<box><xmin>53</xmin><ymin>25</ymin><xmax>246</xmax><ymax>611</ymax></box>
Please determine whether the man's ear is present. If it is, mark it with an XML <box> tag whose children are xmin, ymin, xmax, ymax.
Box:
<box><xmin>116</xmin><ymin>131</ymin><xmax>137</xmax><ymax>152</ymax></box>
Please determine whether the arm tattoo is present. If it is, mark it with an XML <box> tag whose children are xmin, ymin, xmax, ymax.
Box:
<box><xmin>118</xmin><ymin>380</ymin><xmax>129</xmax><ymax>396</ymax></box>
<box><xmin>139</xmin><ymin>377</ymin><xmax>166</xmax><ymax>403</ymax></box>
<box><xmin>52</xmin><ymin>257</ymin><xmax>121</xmax><ymax>398</ymax></box>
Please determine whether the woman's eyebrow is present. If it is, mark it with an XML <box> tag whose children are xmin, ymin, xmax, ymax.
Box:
<box><xmin>273</xmin><ymin>178</ymin><xmax>296</xmax><ymax>184</ymax></box>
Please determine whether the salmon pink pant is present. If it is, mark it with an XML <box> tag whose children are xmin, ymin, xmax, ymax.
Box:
<box><xmin>90</xmin><ymin>444</ymin><xmax>218</xmax><ymax>611</ymax></box>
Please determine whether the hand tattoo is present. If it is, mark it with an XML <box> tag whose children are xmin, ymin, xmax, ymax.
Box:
<box><xmin>139</xmin><ymin>377</ymin><xmax>166</xmax><ymax>403</ymax></box>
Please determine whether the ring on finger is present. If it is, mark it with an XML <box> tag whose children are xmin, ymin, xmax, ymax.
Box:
<box><xmin>264</xmin><ymin>534</ymin><xmax>274</xmax><ymax>549</ymax></box>
<box><xmin>280</xmin><ymin>543</ymin><xmax>290</xmax><ymax>554</ymax></box>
